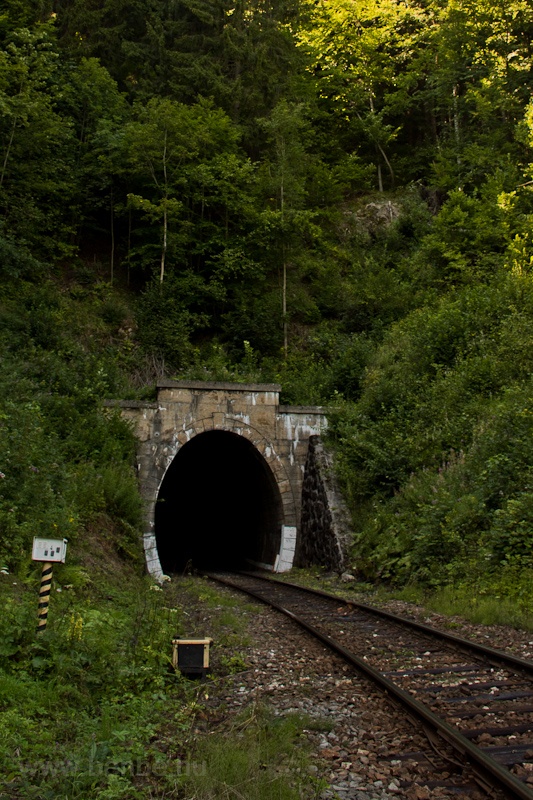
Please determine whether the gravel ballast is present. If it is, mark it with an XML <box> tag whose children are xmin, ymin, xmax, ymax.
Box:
<box><xmin>176</xmin><ymin>579</ymin><xmax>513</xmax><ymax>800</ymax></box>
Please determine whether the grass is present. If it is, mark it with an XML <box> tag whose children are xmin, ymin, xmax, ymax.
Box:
<box><xmin>168</xmin><ymin>576</ymin><xmax>253</xmax><ymax>652</ymax></box>
<box><xmin>0</xmin><ymin>562</ymin><xmax>192</xmax><ymax>800</ymax></box>
<box><xmin>180</xmin><ymin>704</ymin><xmax>326</xmax><ymax>800</ymax></box>
<box><xmin>277</xmin><ymin>567</ymin><xmax>533</xmax><ymax>632</ymax></box>
<box><xmin>411</xmin><ymin>585</ymin><xmax>533</xmax><ymax>630</ymax></box>
<box><xmin>162</xmin><ymin>578</ymin><xmax>328</xmax><ymax>799</ymax></box>
<box><xmin>0</xmin><ymin>563</ymin><xmax>331</xmax><ymax>799</ymax></box>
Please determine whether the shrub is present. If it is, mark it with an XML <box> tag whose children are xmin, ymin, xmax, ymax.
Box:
<box><xmin>331</xmin><ymin>270</ymin><xmax>533</xmax><ymax>586</ymax></box>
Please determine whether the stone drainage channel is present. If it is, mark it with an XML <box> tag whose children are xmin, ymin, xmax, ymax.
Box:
<box><xmin>206</xmin><ymin>571</ymin><xmax>533</xmax><ymax>800</ymax></box>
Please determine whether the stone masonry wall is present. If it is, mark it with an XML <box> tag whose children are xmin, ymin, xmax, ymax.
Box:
<box><xmin>109</xmin><ymin>382</ymin><xmax>327</xmax><ymax>577</ymax></box>
<box><xmin>295</xmin><ymin>436</ymin><xmax>352</xmax><ymax>573</ymax></box>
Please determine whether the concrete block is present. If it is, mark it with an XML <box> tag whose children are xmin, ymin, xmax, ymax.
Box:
<box><xmin>281</xmin><ymin>525</ymin><xmax>297</xmax><ymax>542</ymax></box>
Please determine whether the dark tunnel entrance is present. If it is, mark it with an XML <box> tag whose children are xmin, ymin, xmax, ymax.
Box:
<box><xmin>155</xmin><ymin>431</ymin><xmax>283</xmax><ymax>572</ymax></box>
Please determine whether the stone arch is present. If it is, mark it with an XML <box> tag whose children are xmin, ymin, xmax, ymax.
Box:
<box><xmin>144</xmin><ymin>417</ymin><xmax>297</xmax><ymax>578</ymax></box>
<box><xmin>175</xmin><ymin>416</ymin><xmax>296</xmax><ymax>523</ymax></box>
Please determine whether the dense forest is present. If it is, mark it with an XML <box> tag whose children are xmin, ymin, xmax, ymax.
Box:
<box><xmin>4</xmin><ymin>2</ymin><xmax>533</xmax><ymax>796</ymax></box>
<box><xmin>3</xmin><ymin>0</ymin><xmax>533</xmax><ymax>595</ymax></box>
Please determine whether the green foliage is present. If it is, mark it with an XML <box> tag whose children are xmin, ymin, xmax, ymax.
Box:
<box><xmin>0</xmin><ymin>568</ymin><xmax>322</xmax><ymax>799</ymax></box>
<box><xmin>0</xmin><ymin>574</ymin><xmax>189</xmax><ymax>799</ymax></box>
<box><xmin>117</xmin><ymin>97</ymin><xmax>247</xmax><ymax>281</ymax></box>
<box><xmin>0</xmin><ymin>226</ymin><xmax>43</xmax><ymax>279</ymax></box>
<box><xmin>0</xmin><ymin>276</ymin><xmax>141</xmax><ymax>573</ymax></box>
<box><xmin>368</xmin><ymin>569</ymin><xmax>533</xmax><ymax>629</ymax></box>
<box><xmin>0</xmin><ymin>22</ymin><xmax>79</xmax><ymax>259</ymax></box>
<box><xmin>136</xmin><ymin>274</ymin><xmax>206</xmax><ymax>370</ymax></box>
<box><xmin>9</xmin><ymin>5</ymin><xmax>533</xmax><ymax>798</ymax></box>
<box><xmin>219</xmin><ymin>652</ymin><xmax>248</xmax><ymax>674</ymax></box>
<box><xmin>3</xmin><ymin>0</ymin><xmax>533</xmax><ymax>609</ymax></box>
<box><xmin>332</xmin><ymin>285</ymin><xmax>533</xmax><ymax>586</ymax></box>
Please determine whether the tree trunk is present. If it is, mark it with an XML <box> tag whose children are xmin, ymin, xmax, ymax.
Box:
<box><xmin>453</xmin><ymin>84</ymin><xmax>461</xmax><ymax>163</ymax></box>
<box><xmin>127</xmin><ymin>206</ymin><xmax>132</xmax><ymax>286</ymax></box>
<box><xmin>160</xmin><ymin>129</ymin><xmax>168</xmax><ymax>285</ymax></box>
<box><xmin>0</xmin><ymin>116</ymin><xmax>17</xmax><ymax>190</ymax></box>
<box><xmin>377</xmin><ymin>142</ymin><xmax>394</xmax><ymax>187</ymax></box>
<box><xmin>160</xmin><ymin>199</ymin><xmax>167</xmax><ymax>285</ymax></box>
<box><xmin>110</xmin><ymin>188</ymin><xmax>115</xmax><ymax>285</ymax></box>
<box><xmin>280</xmin><ymin>164</ymin><xmax>288</xmax><ymax>359</ymax></box>
<box><xmin>283</xmin><ymin>254</ymin><xmax>288</xmax><ymax>360</ymax></box>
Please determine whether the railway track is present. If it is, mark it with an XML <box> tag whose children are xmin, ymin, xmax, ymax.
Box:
<box><xmin>206</xmin><ymin>571</ymin><xmax>533</xmax><ymax>799</ymax></box>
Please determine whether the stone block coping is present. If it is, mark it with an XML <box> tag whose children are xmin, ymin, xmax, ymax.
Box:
<box><xmin>279</xmin><ymin>405</ymin><xmax>326</xmax><ymax>415</ymax></box>
<box><xmin>157</xmin><ymin>379</ymin><xmax>282</xmax><ymax>392</ymax></box>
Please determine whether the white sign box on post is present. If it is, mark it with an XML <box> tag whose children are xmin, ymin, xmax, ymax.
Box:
<box><xmin>32</xmin><ymin>538</ymin><xmax>68</xmax><ymax>563</ymax></box>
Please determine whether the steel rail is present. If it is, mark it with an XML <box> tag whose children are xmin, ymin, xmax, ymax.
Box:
<box><xmin>239</xmin><ymin>571</ymin><xmax>533</xmax><ymax>676</ymax></box>
<box><xmin>207</xmin><ymin>572</ymin><xmax>533</xmax><ymax>800</ymax></box>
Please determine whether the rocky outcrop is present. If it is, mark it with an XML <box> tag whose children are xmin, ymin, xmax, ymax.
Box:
<box><xmin>296</xmin><ymin>436</ymin><xmax>352</xmax><ymax>572</ymax></box>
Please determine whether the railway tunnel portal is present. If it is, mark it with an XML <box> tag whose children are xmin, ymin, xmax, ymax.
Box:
<box><xmin>155</xmin><ymin>430</ymin><xmax>283</xmax><ymax>572</ymax></box>
<box><xmin>113</xmin><ymin>381</ymin><xmax>348</xmax><ymax>578</ymax></box>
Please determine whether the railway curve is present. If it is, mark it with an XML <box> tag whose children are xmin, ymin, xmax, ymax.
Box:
<box><xmin>206</xmin><ymin>571</ymin><xmax>533</xmax><ymax>800</ymax></box>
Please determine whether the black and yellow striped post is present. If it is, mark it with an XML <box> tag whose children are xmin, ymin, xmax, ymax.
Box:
<box><xmin>32</xmin><ymin>537</ymin><xmax>68</xmax><ymax>635</ymax></box>
<box><xmin>37</xmin><ymin>562</ymin><xmax>53</xmax><ymax>633</ymax></box>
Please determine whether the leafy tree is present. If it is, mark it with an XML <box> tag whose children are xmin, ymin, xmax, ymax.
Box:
<box><xmin>53</xmin><ymin>0</ymin><xmax>306</xmax><ymax>127</ymax></box>
<box><xmin>58</xmin><ymin>57</ymin><xmax>129</xmax><ymax>275</ymax></box>
<box><xmin>298</xmin><ymin>0</ymin><xmax>422</xmax><ymax>188</ymax></box>
<box><xmin>119</xmin><ymin>98</ymin><xmax>203</xmax><ymax>283</ymax></box>
<box><xmin>116</xmin><ymin>96</ymin><xmax>254</xmax><ymax>288</ymax></box>
<box><xmin>0</xmin><ymin>0</ymin><xmax>52</xmax><ymax>29</ymax></box>
<box><xmin>0</xmin><ymin>22</ymin><xmax>78</xmax><ymax>258</ymax></box>
<box><xmin>257</xmin><ymin>100</ymin><xmax>318</xmax><ymax>356</ymax></box>
<box><xmin>52</xmin><ymin>0</ymin><xmax>149</xmax><ymax>89</ymax></box>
